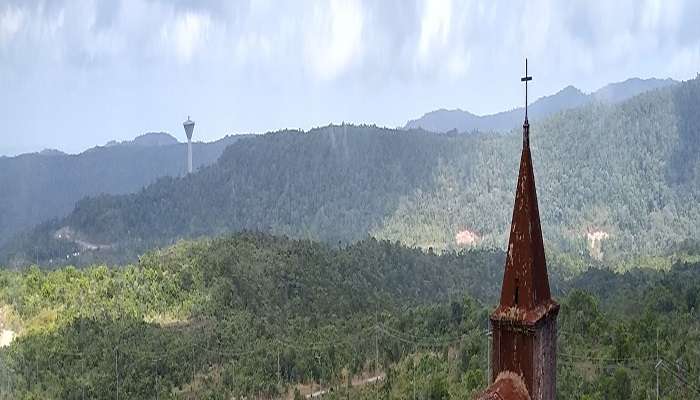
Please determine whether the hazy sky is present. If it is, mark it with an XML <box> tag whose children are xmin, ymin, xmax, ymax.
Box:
<box><xmin>1</xmin><ymin>0</ymin><xmax>699</xmax><ymax>155</ymax></box>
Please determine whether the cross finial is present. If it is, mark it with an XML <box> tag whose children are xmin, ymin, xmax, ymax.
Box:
<box><xmin>521</xmin><ymin>58</ymin><xmax>532</xmax><ymax>120</ymax></box>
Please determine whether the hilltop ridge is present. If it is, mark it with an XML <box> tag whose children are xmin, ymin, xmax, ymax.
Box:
<box><xmin>405</xmin><ymin>77</ymin><xmax>677</xmax><ymax>133</ymax></box>
<box><xmin>0</xmin><ymin>133</ymin><xmax>247</xmax><ymax>247</ymax></box>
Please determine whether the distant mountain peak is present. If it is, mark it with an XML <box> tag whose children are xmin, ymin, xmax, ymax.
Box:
<box><xmin>131</xmin><ymin>132</ymin><xmax>180</xmax><ymax>146</ymax></box>
<box><xmin>591</xmin><ymin>77</ymin><xmax>677</xmax><ymax>103</ymax></box>
<box><xmin>406</xmin><ymin>77</ymin><xmax>677</xmax><ymax>133</ymax></box>
<box><xmin>38</xmin><ymin>148</ymin><xmax>66</xmax><ymax>156</ymax></box>
<box><xmin>559</xmin><ymin>85</ymin><xmax>583</xmax><ymax>94</ymax></box>
<box><xmin>103</xmin><ymin>132</ymin><xmax>180</xmax><ymax>148</ymax></box>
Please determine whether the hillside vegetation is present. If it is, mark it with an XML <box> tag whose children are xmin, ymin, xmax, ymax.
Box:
<box><xmin>0</xmin><ymin>233</ymin><xmax>504</xmax><ymax>398</ymax></box>
<box><xmin>0</xmin><ymin>134</ymin><xmax>245</xmax><ymax>247</ymax></box>
<box><xmin>0</xmin><ymin>233</ymin><xmax>698</xmax><ymax>399</ymax></box>
<box><xmin>3</xmin><ymin>78</ymin><xmax>700</xmax><ymax>267</ymax></box>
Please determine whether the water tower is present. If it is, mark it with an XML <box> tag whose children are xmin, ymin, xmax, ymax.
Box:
<box><xmin>183</xmin><ymin>116</ymin><xmax>195</xmax><ymax>174</ymax></box>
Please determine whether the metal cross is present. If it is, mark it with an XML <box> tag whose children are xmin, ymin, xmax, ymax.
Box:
<box><xmin>521</xmin><ymin>58</ymin><xmax>532</xmax><ymax>119</ymax></box>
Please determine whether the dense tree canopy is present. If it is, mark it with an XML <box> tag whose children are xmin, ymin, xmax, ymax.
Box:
<box><xmin>0</xmin><ymin>134</ymin><xmax>244</xmax><ymax>248</ymax></box>
<box><xmin>1</xmin><ymin>233</ymin><xmax>698</xmax><ymax>399</ymax></box>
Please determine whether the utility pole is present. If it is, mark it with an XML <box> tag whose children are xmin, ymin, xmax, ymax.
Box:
<box><xmin>115</xmin><ymin>347</ymin><xmax>119</xmax><ymax>400</ymax></box>
<box><xmin>375</xmin><ymin>328</ymin><xmax>379</xmax><ymax>400</ymax></box>
<box><xmin>485</xmin><ymin>328</ymin><xmax>492</xmax><ymax>386</ymax></box>
<box><xmin>277</xmin><ymin>350</ymin><xmax>281</xmax><ymax>388</ymax></box>
<box><xmin>156</xmin><ymin>367</ymin><xmax>159</xmax><ymax>400</ymax></box>
<box><xmin>656</xmin><ymin>328</ymin><xmax>659</xmax><ymax>400</ymax></box>
<box><xmin>192</xmin><ymin>344</ymin><xmax>195</xmax><ymax>386</ymax></box>
<box><xmin>655</xmin><ymin>360</ymin><xmax>663</xmax><ymax>400</ymax></box>
<box><xmin>81</xmin><ymin>288</ymin><xmax>85</xmax><ymax>400</ymax></box>
<box><xmin>1</xmin><ymin>357</ymin><xmax>4</xmax><ymax>397</ymax></box>
<box><xmin>413</xmin><ymin>345</ymin><xmax>417</xmax><ymax>400</ymax></box>
<box><xmin>318</xmin><ymin>353</ymin><xmax>323</xmax><ymax>394</ymax></box>
<box><xmin>82</xmin><ymin>355</ymin><xmax>85</xmax><ymax>400</ymax></box>
<box><xmin>24</xmin><ymin>355</ymin><xmax>28</xmax><ymax>392</ymax></box>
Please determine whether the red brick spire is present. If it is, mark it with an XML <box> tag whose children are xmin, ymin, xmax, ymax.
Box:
<box><xmin>496</xmin><ymin>118</ymin><xmax>552</xmax><ymax>313</ymax></box>
<box><xmin>493</xmin><ymin>60</ymin><xmax>556</xmax><ymax>323</ymax></box>
<box><xmin>483</xmin><ymin>60</ymin><xmax>559</xmax><ymax>400</ymax></box>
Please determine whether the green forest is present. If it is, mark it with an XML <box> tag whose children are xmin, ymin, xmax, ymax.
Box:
<box><xmin>1</xmin><ymin>233</ymin><xmax>699</xmax><ymax>399</ymax></box>
<box><xmin>0</xmin><ymin>134</ymin><xmax>244</xmax><ymax>249</ymax></box>
<box><xmin>4</xmin><ymin>77</ymin><xmax>699</xmax><ymax>267</ymax></box>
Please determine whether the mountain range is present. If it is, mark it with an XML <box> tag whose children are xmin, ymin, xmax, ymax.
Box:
<box><xmin>0</xmin><ymin>133</ymin><xmax>246</xmax><ymax>248</ymax></box>
<box><xmin>404</xmin><ymin>77</ymin><xmax>677</xmax><ymax>133</ymax></box>
<box><xmin>3</xmin><ymin>76</ymin><xmax>699</xmax><ymax>267</ymax></box>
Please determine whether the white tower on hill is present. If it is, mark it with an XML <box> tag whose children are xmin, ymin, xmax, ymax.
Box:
<box><xmin>183</xmin><ymin>116</ymin><xmax>195</xmax><ymax>174</ymax></box>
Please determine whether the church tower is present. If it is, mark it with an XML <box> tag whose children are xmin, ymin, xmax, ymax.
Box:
<box><xmin>477</xmin><ymin>60</ymin><xmax>559</xmax><ymax>400</ymax></box>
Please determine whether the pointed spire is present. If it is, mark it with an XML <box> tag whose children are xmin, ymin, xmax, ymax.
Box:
<box><xmin>494</xmin><ymin>59</ymin><xmax>555</xmax><ymax>322</ymax></box>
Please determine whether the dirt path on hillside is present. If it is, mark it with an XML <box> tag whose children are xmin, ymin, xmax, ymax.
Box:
<box><xmin>304</xmin><ymin>373</ymin><xmax>385</xmax><ymax>398</ymax></box>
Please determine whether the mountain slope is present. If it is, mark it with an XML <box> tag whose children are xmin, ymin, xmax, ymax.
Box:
<box><xmin>4</xmin><ymin>77</ymin><xmax>700</xmax><ymax>266</ymax></box>
<box><xmin>10</xmin><ymin>126</ymin><xmax>455</xmax><ymax>264</ymax></box>
<box><xmin>592</xmin><ymin>77</ymin><xmax>677</xmax><ymax>103</ymax></box>
<box><xmin>0</xmin><ymin>133</ymin><xmax>246</xmax><ymax>247</ymax></box>
<box><xmin>107</xmin><ymin>132</ymin><xmax>180</xmax><ymax>147</ymax></box>
<box><xmin>405</xmin><ymin>77</ymin><xmax>677</xmax><ymax>133</ymax></box>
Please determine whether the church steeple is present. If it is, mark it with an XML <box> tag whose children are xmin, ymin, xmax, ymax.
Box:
<box><xmin>495</xmin><ymin>57</ymin><xmax>553</xmax><ymax>318</ymax></box>
<box><xmin>480</xmin><ymin>59</ymin><xmax>559</xmax><ymax>400</ymax></box>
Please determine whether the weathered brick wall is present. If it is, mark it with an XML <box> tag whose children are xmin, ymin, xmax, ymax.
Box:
<box><xmin>533</xmin><ymin>316</ymin><xmax>557</xmax><ymax>400</ymax></box>
<box><xmin>490</xmin><ymin>313</ymin><xmax>558</xmax><ymax>400</ymax></box>
<box><xmin>490</xmin><ymin>321</ymin><xmax>535</xmax><ymax>393</ymax></box>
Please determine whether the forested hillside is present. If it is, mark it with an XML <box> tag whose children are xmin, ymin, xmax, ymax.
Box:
<box><xmin>3</xmin><ymin>77</ymin><xmax>700</xmax><ymax>267</ymax></box>
<box><xmin>0</xmin><ymin>134</ymin><xmax>245</xmax><ymax>247</ymax></box>
<box><xmin>1</xmin><ymin>233</ymin><xmax>698</xmax><ymax>399</ymax></box>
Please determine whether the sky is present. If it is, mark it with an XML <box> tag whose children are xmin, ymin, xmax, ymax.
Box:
<box><xmin>1</xmin><ymin>0</ymin><xmax>699</xmax><ymax>156</ymax></box>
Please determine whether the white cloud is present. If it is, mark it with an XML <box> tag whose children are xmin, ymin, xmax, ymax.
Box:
<box><xmin>445</xmin><ymin>50</ymin><xmax>470</xmax><ymax>79</ymax></box>
<box><xmin>234</xmin><ymin>31</ymin><xmax>273</xmax><ymax>65</ymax></box>
<box><xmin>416</xmin><ymin>0</ymin><xmax>452</xmax><ymax>63</ymax></box>
<box><xmin>0</xmin><ymin>5</ymin><xmax>25</xmax><ymax>45</ymax></box>
<box><xmin>412</xmin><ymin>0</ymin><xmax>473</xmax><ymax>79</ymax></box>
<box><xmin>2</xmin><ymin>0</ymin><xmax>700</xmax><ymax>155</ymax></box>
<box><xmin>640</xmin><ymin>0</ymin><xmax>682</xmax><ymax>32</ymax></box>
<box><xmin>303</xmin><ymin>0</ymin><xmax>364</xmax><ymax>81</ymax></box>
<box><xmin>160</xmin><ymin>11</ymin><xmax>212</xmax><ymax>64</ymax></box>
